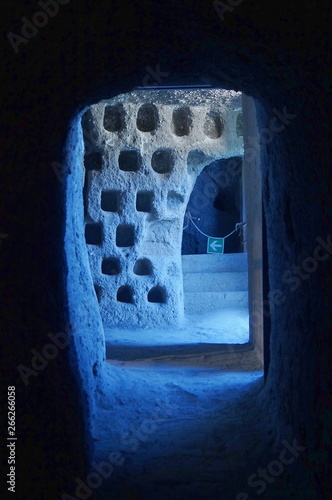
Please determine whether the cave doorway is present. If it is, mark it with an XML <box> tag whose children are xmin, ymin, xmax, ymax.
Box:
<box><xmin>182</xmin><ymin>156</ymin><xmax>244</xmax><ymax>256</ymax></box>
<box><xmin>180</xmin><ymin>151</ymin><xmax>250</xmax><ymax>346</ymax></box>
<box><xmin>80</xmin><ymin>87</ymin><xmax>262</xmax><ymax>368</ymax></box>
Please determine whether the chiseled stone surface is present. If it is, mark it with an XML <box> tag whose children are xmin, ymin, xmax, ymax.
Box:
<box><xmin>82</xmin><ymin>90</ymin><xmax>243</xmax><ymax>327</ymax></box>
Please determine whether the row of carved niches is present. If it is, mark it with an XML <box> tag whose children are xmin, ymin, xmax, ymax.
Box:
<box><xmin>103</xmin><ymin>102</ymin><xmax>226</xmax><ymax>138</ymax></box>
<box><xmin>100</xmin><ymin>257</ymin><xmax>153</xmax><ymax>277</ymax></box>
<box><xmin>94</xmin><ymin>284</ymin><xmax>166</xmax><ymax>304</ymax></box>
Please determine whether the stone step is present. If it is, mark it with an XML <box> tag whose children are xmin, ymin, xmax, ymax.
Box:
<box><xmin>184</xmin><ymin>291</ymin><xmax>248</xmax><ymax>314</ymax></box>
<box><xmin>183</xmin><ymin>271</ymin><xmax>248</xmax><ymax>292</ymax></box>
<box><xmin>182</xmin><ymin>252</ymin><xmax>248</xmax><ymax>274</ymax></box>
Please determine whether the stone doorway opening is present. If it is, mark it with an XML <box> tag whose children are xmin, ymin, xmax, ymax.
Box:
<box><xmin>81</xmin><ymin>88</ymin><xmax>262</xmax><ymax>369</ymax></box>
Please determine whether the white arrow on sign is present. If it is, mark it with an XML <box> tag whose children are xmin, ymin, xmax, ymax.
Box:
<box><xmin>210</xmin><ymin>240</ymin><xmax>223</xmax><ymax>251</ymax></box>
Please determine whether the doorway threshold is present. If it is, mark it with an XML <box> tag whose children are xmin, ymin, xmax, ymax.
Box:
<box><xmin>104</xmin><ymin>307</ymin><xmax>262</xmax><ymax>370</ymax></box>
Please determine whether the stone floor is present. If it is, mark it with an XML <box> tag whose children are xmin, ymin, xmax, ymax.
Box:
<box><xmin>92</xmin><ymin>360</ymin><xmax>315</xmax><ymax>500</ymax></box>
<box><xmin>105</xmin><ymin>308</ymin><xmax>249</xmax><ymax>347</ymax></box>
<box><xmin>91</xmin><ymin>306</ymin><xmax>315</xmax><ymax>500</ymax></box>
<box><xmin>104</xmin><ymin>308</ymin><xmax>250</xmax><ymax>364</ymax></box>
<box><xmin>93</xmin><ymin>365</ymin><xmax>262</xmax><ymax>499</ymax></box>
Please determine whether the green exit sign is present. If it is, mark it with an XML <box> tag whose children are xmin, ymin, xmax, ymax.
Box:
<box><xmin>207</xmin><ymin>237</ymin><xmax>224</xmax><ymax>254</ymax></box>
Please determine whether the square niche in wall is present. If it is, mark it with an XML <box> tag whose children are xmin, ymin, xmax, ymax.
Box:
<box><xmin>85</xmin><ymin>222</ymin><xmax>103</xmax><ymax>245</ymax></box>
<box><xmin>136</xmin><ymin>191</ymin><xmax>154</xmax><ymax>212</ymax></box>
<box><xmin>101</xmin><ymin>190</ymin><xmax>121</xmax><ymax>212</ymax></box>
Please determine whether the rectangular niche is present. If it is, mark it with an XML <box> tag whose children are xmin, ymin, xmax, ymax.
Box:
<box><xmin>118</xmin><ymin>149</ymin><xmax>141</xmax><ymax>172</ymax></box>
<box><xmin>102</xmin><ymin>257</ymin><xmax>121</xmax><ymax>276</ymax></box>
<box><xmin>84</xmin><ymin>152</ymin><xmax>103</xmax><ymax>171</ymax></box>
<box><xmin>136</xmin><ymin>191</ymin><xmax>154</xmax><ymax>212</ymax></box>
<box><xmin>85</xmin><ymin>223</ymin><xmax>103</xmax><ymax>245</ymax></box>
<box><xmin>116</xmin><ymin>224</ymin><xmax>135</xmax><ymax>247</ymax></box>
<box><xmin>101</xmin><ymin>190</ymin><xmax>121</xmax><ymax>212</ymax></box>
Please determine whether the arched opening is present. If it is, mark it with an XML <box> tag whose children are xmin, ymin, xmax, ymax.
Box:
<box><xmin>148</xmin><ymin>285</ymin><xmax>166</xmax><ymax>303</ymax></box>
<box><xmin>203</xmin><ymin>110</ymin><xmax>224</xmax><ymax>138</ymax></box>
<box><xmin>172</xmin><ymin>106</ymin><xmax>193</xmax><ymax>136</ymax></box>
<box><xmin>61</xmin><ymin>72</ymin><xmax>308</xmax><ymax>498</ymax></box>
<box><xmin>136</xmin><ymin>103</ymin><xmax>159</xmax><ymax>132</ymax></box>
<box><xmin>102</xmin><ymin>257</ymin><xmax>121</xmax><ymax>276</ymax></box>
<box><xmin>117</xmin><ymin>285</ymin><xmax>134</xmax><ymax>304</ymax></box>
<box><xmin>134</xmin><ymin>258</ymin><xmax>153</xmax><ymax>276</ymax></box>
<box><xmin>64</xmin><ymin>80</ymin><xmax>272</xmax><ymax>500</ymax></box>
<box><xmin>103</xmin><ymin>103</ymin><xmax>125</xmax><ymax>132</ymax></box>
<box><xmin>79</xmin><ymin>87</ymin><xmax>263</xmax><ymax>367</ymax></box>
<box><xmin>151</xmin><ymin>148</ymin><xmax>174</xmax><ymax>174</ymax></box>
